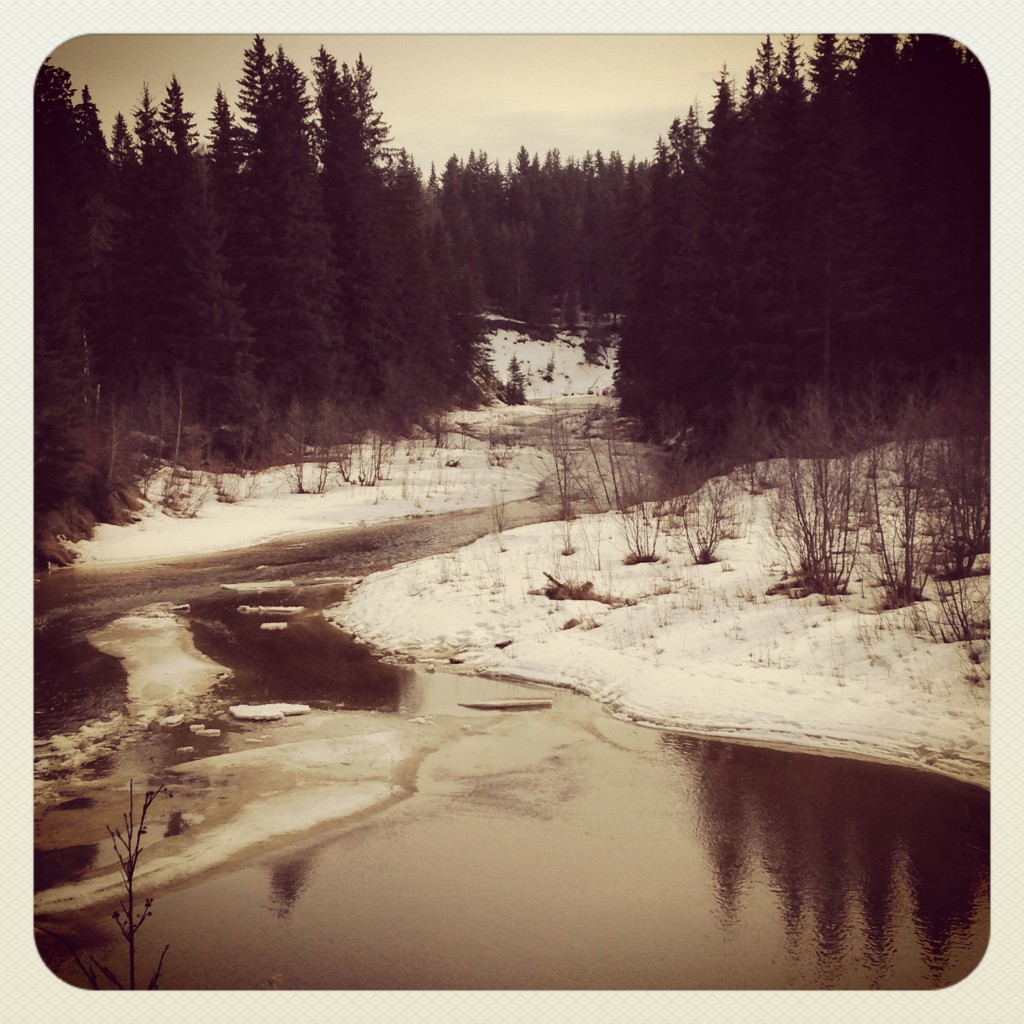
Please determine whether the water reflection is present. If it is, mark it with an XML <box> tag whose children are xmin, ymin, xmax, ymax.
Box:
<box><xmin>34</xmin><ymin>626</ymin><xmax>128</xmax><ymax>737</ymax></box>
<box><xmin>267</xmin><ymin>852</ymin><xmax>316</xmax><ymax>918</ymax></box>
<box><xmin>34</xmin><ymin>844</ymin><xmax>97</xmax><ymax>893</ymax></box>
<box><xmin>187</xmin><ymin>596</ymin><xmax>413</xmax><ymax>712</ymax></box>
<box><xmin>664</xmin><ymin>734</ymin><xmax>989</xmax><ymax>986</ymax></box>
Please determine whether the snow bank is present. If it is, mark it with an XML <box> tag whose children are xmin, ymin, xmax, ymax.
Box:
<box><xmin>332</xmin><ymin>479</ymin><xmax>989</xmax><ymax>788</ymax></box>
<box><xmin>68</xmin><ymin>433</ymin><xmax>546</xmax><ymax>565</ymax></box>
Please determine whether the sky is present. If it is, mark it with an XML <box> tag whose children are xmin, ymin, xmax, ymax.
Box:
<box><xmin>46</xmin><ymin>33</ymin><xmax>797</xmax><ymax>173</ymax></box>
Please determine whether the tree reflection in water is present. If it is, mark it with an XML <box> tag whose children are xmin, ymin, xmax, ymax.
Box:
<box><xmin>268</xmin><ymin>852</ymin><xmax>316</xmax><ymax>918</ymax></box>
<box><xmin>662</xmin><ymin>733</ymin><xmax>989</xmax><ymax>988</ymax></box>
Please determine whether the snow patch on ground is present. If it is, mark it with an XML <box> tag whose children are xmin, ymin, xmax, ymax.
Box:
<box><xmin>487</xmin><ymin>327</ymin><xmax>615</xmax><ymax>401</ymax></box>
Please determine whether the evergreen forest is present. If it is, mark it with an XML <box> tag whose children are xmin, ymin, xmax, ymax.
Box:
<box><xmin>34</xmin><ymin>34</ymin><xmax>989</xmax><ymax>564</ymax></box>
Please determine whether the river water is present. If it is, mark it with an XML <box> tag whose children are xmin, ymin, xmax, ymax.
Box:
<box><xmin>33</xmin><ymin>511</ymin><xmax>989</xmax><ymax>991</ymax></box>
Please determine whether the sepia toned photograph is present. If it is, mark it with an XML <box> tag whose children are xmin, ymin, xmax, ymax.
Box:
<box><xmin>33</xmin><ymin>32</ymin><xmax>989</xmax><ymax>992</ymax></box>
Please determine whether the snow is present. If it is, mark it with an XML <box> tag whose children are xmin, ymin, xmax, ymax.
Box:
<box><xmin>62</xmin><ymin>325</ymin><xmax>607</xmax><ymax>566</ymax></box>
<box><xmin>46</xmin><ymin>358</ymin><xmax>988</xmax><ymax>793</ymax></box>
<box><xmin>331</xmin><ymin>471</ymin><xmax>989</xmax><ymax>789</ymax></box>
<box><xmin>487</xmin><ymin>326</ymin><xmax>615</xmax><ymax>400</ymax></box>
<box><xmin>67</xmin><ymin>430</ymin><xmax>547</xmax><ymax>564</ymax></box>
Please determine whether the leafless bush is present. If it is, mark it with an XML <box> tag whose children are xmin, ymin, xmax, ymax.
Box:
<box><xmin>546</xmin><ymin>404</ymin><xmax>579</xmax><ymax>522</ymax></box>
<box><xmin>726</xmin><ymin>388</ymin><xmax>776</xmax><ymax>494</ymax></box>
<box><xmin>161</xmin><ymin>466</ymin><xmax>211</xmax><ymax>518</ymax></box>
<box><xmin>490</xmin><ymin>488</ymin><xmax>508</xmax><ymax>549</ymax></box>
<box><xmin>575</xmin><ymin>418</ymin><xmax>664</xmax><ymax>563</ymax></box>
<box><xmin>865</xmin><ymin>394</ymin><xmax>939</xmax><ymax>607</ymax></box>
<box><xmin>614</xmin><ymin>447</ymin><xmax>664</xmax><ymax>564</ymax></box>
<box><xmin>931</xmin><ymin>432</ymin><xmax>990</xmax><ymax>581</ymax></box>
<box><xmin>283</xmin><ymin>397</ymin><xmax>312</xmax><ymax>494</ymax></box>
<box><xmin>679</xmin><ymin>475</ymin><xmax>737</xmax><ymax>565</ymax></box>
<box><xmin>423</xmin><ymin>411</ymin><xmax>452</xmax><ymax>450</ymax></box>
<box><xmin>769</xmin><ymin>389</ymin><xmax>863</xmax><ymax>596</ymax></box>
<box><xmin>356</xmin><ymin>431</ymin><xmax>396</xmax><ymax>487</ymax></box>
<box><xmin>926</xmin><ymin>574</ymin><xmax>990</xmax><ymax>644</ymax></box>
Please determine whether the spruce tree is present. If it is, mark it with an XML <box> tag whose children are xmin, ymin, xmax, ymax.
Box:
<box><xmin>234</xmin><ymin>41</ymin><xmax>339</xmax><ymax>409</ymax></box>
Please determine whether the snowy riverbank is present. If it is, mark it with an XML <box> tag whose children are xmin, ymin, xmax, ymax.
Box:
<box><xmin>65</xmin><ymin>425</ymin><xmax>547</xmax><ymax>564</ymax></box>
<box><xmin>331</xmin><ymin>479</ymin><xmax>990</xmax><ymax>789</ymax></box>
<box><xmin>51</xmin><ymin>324</ymin><xmax>989</xmax><ymax>791</ymax></box>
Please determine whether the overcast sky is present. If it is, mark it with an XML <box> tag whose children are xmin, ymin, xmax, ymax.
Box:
<box><xmin>46</xmin><ymin>33</ymin><xmax>803</xmax><ymax>172</ymax></box>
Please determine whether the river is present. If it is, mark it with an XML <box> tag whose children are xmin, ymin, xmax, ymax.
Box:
<box><xmin>33</xmin><ymin>492</ymin><xmax>989</xmax><ymax>991</ymax></box>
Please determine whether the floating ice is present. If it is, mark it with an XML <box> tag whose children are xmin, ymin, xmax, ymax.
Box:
<box><xmin>229</xmin><ymin>703</ymin><xmax>312</xmax><ymax>722</ymax></box>
<box><xmin>238</xmin><ymin>605</ymin><xmax>304</xmax><ymax>615</ymax></box>
<box><xmin>220</xmin><ymin>580</ymin><xmax>296</xmax><ymax>592</ymax></box>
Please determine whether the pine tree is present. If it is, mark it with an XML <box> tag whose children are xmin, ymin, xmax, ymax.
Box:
<box><xmin>234</xmin><ymin>41</ymin><xmax>339</xmax><ymax>409</ymax></box>
<box><xmin>311</xmin><ymin>46</ymin><xmax>392</xmax><ymax>402</ymax></box>
<box><xmin>34</xmin><ymin>60</ymin><xmax>112</xmax><ymax>524</ymax></box>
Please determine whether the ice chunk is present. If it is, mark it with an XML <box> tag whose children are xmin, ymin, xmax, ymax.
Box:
<box><xmin>238</xmin><ymin>605</ymin><xmax>304</xmax><ymax>615</ymax></box>
<box><xmin>228</xmin><ymin>703</ymin><xmax>312</xmax><ymax>722</ymax></box>
<box><xmin>221</xmin><ymin>580</ymin><xmax>296</xmax><ymax>592</ymax></box>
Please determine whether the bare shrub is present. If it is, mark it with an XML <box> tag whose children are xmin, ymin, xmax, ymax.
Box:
<box><xmin>726</xmin><ymin>388</ymin><xmax>776</xmax><ymax>494</ymax></box>
<box><xmin>490</xmin><ymin>488</ymin><xmax>508</xmax><ymax>549</ymax></box>
<box><xmin>679</xmin><ymin>475</ymin><xmax>736</xmax><ymax>565</ymax></box>
<box><xmin>308</xmin><ymin>400</ymin><xmax>348</xmax><ymax>495</ymax></box>
<box><xmin>210</xmin><ymin>469</ymin><xmax>239</xmax><ymax>504</ymax></box>
<box><xmin>161</xmin><ymin>465</ymin><xmax>210</xmax><ymax>518</ymax></box>
<box><xmin>927</xmin><ymin>574</ymin><xmax>990</xmax><ymax>644</ymax></box>
<box><xmin>355</xmin><ymin>428</ymin><xmax>397</xmax><ymax>487</ymax></box>
<box><xmin>283</xmin><ymin>397</ymin><xmax>312</xmax><ymax>494</ymax></box>
<box><xmin>546</xmin><ymin>404</ymin><xmax>579</xmax><ymax>522</ymax></box>
<box><xmin>909</xmin><ymin>378</ymin><xmax>989</xmax><ymax>640</ymax></box>
<box><xmin>769</xmin><ymin>389</ymin><xmax>863</xmax><ymax>596</ymax></box>
<box><xmin>423</xmin><ymin>411</ymin><xmax>452</xmax><ymax>450</ymax></box>
<box><xmin>932</xmin><ymin>433</ymin><xmax>990</xmax><ymax>580</ymax></box>
<box><xmin>865</xmin><ymin>395</ymin><xmax>939</xmax><ymax>607</ymax></box>
<box><xmin>576</xmin><ymin>420</ymin><xmax>665</xmax><ymax>563</ymax></box>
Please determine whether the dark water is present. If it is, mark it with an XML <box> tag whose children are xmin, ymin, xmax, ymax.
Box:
<box><xmin>33</xmin><ymin>535</ymin><xmax>989</xmax><ymax>991</ymax></box>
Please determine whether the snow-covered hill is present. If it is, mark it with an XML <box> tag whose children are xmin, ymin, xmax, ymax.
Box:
<box><xmin>484</xmin><ymin>320</ymin><xmax>616</xmax><ymax>401</ymax></box>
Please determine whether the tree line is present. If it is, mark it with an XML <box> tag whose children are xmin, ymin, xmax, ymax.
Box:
<box><xmin>34</xmin><ymin>34</ymin><xmax>988</xmax><ymax>561</ymax></box>
<box><xmin>615</xmin><ymin>34</ymin><xmax>989</xmax><ymax>451</ymax></box>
